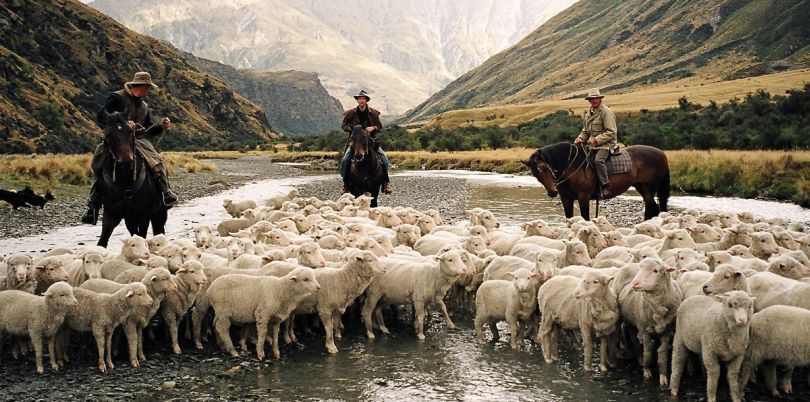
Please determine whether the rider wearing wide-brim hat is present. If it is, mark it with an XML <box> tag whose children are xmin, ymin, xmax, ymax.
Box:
<box><xmin>574</xmin><ymin>88</ymin><xmax>618</xmax><ymax>199</ymax></box>
<box><xmin>80</xmin><ymin>71</ymin><xmax>177</xmax><ymax>225</ymax></box>
<box><xmin>339</xmin><ymin>90</ymin><xmax>392</xmax><ymax>194</ymax></box>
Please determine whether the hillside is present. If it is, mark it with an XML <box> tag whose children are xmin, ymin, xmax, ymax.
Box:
<box><xmin>88</xmin><ymin>0</ymin><xmax>578</xmax><ymax>115</ymax></box>
<box><xmin>183</xmin><ymin>54</ymin><xmax>343</xmax><ymax>136</ymax></box>
<box><xmin>400</xmin><ymin>0</ymin><xmax>810</xmax><ymax>123</ymax></box>
<box><xmin>0</xmin><ymin>0</ymin><xmax>278</xmax><ymax>154</ymax></box>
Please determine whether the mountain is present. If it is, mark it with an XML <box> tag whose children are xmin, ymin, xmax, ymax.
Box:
<box><xmin>183</xmin><ymin>53</ymin><xmax>343</xmax><ymax>136</ymax></box>
<box><xmin>399</xmin><ymin>0</ymin><xmax>810</xmax><ymax>123</ymax></box>
<box><xmin>0</xmin><ymin>0</ymin><xmax>278</xmax><ymax>154</ymax></box>
<box><xmin>87</xmin><ymin>0</ymin><xmax>578</xmax><ymax>116</ymax></box>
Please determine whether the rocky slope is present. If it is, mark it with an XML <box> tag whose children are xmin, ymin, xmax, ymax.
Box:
<box><xmin>0</xmin><ymin>0</ymin><xmax>278</xmax><ymax>154</ymax></box>
<box><xmin>399</xmin><ymin>0</ymin><xmax>810</xmax><ymax>122</ymax></box>
<box><xmin>184</xmin><ymin>53</ymin><xmax>343</xmax><ymax>136</ymax></box>
<box><xmin>88</xmin><ymin>0</ymin><xmax>578</xmax><ymax>116</ymax></box>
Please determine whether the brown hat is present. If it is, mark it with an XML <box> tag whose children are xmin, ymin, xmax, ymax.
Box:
<box><xmin>353</xmin><ymin>90</ymin><xmax>371</xmax><ymax>101</ymax></box>
<box><xmin>126</xmin><ymin>71</ymin><xmax>158</xmax><ymax>89</ymax></box>
<box><xmin>584</xmin><ymin>88</ymin><xmax>604</xmax><ymax>100</ymax></box>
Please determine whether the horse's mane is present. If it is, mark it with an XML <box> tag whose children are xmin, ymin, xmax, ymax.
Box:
<box><xmin>532</xmin><ymin>142</ymin><xmax>587</xmax><ymax>173</ymax></box>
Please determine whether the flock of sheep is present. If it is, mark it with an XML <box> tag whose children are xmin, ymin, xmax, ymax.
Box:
<box><xmin>2</xmin><ymin>187</ymin><xmax>810</xmax><ymax>402</ymax></box>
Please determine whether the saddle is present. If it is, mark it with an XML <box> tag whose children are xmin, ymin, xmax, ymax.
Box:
<box><xmin>588</xmin><ymin>145</ymin><xmax>631</xmax><ymax>175</ymax></box>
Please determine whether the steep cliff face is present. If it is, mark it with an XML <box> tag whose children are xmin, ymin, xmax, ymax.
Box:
<box><xmin>0</xmin><ymin>0</ymin><xmax>278</xmax><ymax>154</ymax></box>
<box><xmin>88</xmin><ymin>0</ymin><xmax>578</xmax><ymax>115</ymax></box>
<box><xmin>399</xmin><ymin>0</ymin><xmax>810</xmax><ymax>122</ymax></box>
<box><xmin>184</xmin><ymin>54</ymin><xmax>343</xmax><ymax>136</ymax></box>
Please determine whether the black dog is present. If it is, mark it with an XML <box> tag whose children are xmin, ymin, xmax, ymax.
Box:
<box><xmin>0</xmin><ymin>187</ymin><xmax>55</xmax><ymax>209</ymax></box>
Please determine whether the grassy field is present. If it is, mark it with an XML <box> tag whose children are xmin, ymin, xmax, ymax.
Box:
<box><xmin>410</xmin><ymin>69</ymin><xmax>810</xmax><ymax>129</ymax></box>
<box><xmin>2</xmin><ymin>149</ymin><xmax>808</xmax><ymax>208</ymax></box>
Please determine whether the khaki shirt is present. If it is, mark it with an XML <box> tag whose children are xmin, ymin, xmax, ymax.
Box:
<box><xmin>577</xmin><ymin>104</ymin><xmax>617</xmax><ymax>149</ymax></box>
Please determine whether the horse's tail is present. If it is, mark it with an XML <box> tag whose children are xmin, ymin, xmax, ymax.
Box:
<box><xmin>657</xmin><ymin>168</ymin><xmax>670</xmax><ymax>212</ymax></box>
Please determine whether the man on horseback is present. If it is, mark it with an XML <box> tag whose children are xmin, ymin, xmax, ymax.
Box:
<box><xmin>574</xmin><ymin>88</ymin><xmax>618</xmax><ymax>199</ymax></box>
<box><xmin>340</xmin><ymin>90</ymin><xmax>392</xmax><ymax>194</ymax></box>
<box><xmin>80</xmin><ymin>71</ymin><xmax>177</xmax><ymax>225</ymax></box>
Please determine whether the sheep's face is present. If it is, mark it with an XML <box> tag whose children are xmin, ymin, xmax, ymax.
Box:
<box><xmin>82</xmin><ymin>253</ymin><xmax>104</xmax><ymax>280</ymax></box>
<box><xmin>181</xmin><ymin>246</ymin><xmax>202</xmax><ymax>262</ymax></box>
<box><xmin>508</xmin><ymin>268</ymin><xmax>537</xmax><ymax>293</ymax></box>
<box><xmin>574</xmin><ymin>272</ymin><xmax>612</xmax><ymax>300</ymax></box>
<box><xmin>521</xmin><ymin>219</ymin><xmax>554</xmax><ymax>238</ymax></box>
<box><xmin>703</xmin><ymin>265</ymin><xmax>746</xmax><ymax>295</ymax></box>
<box><xmin>578</xmin><ymin>227</ymin><xmax>607</xmax><ymax>251</ymax></box>
<box><xmin>7</xmin><ymin>255</ymin><xmax>33</xmax><ymax>283</ymax></box>
<box><xmin>298</xmin><ymin>243</ymin><xmax>327</xmax><ymax>268</ymax></box>
<box><xmin>634</xmin><ymin>223</ymin><xmax>658</xmax><ymax>237</ymax></box>
<box><xmin>535</xmin><ymin>252</ymin><xmax>557</xmax><ymax>280</ymax></box>
<box><xmin>266</xmin><ymin>230</ymin><xmax>292</xmax><ymax>247</ymax></box>
<box><xmin>768</xmin><ymin>256</ymin><xmax>806</xmax><ymax>280</ymax></box>
<box><xmin>146</xmin><ymin>235</ymin><xmax>169</xmax><ymax>253</ymax></box>
<box><xmin>355</xmin><ymin>251</ymin><xmax>386</xmax><ymax>277</ymax></box>
<box><xmin>288</xmin><ymin>268</ymin><xmax>321</xmax><ymax>293</ymax></box>
<box><xmin>36</xmin><ymin>258</ymin><xmax>69</xmax><ymax>283</ymax></box>
<box><xmin>44</xmin><ymin>282</ymin><xmax>78</xmax><ymax>308</ymax></box>
<box><xmin>726</xmin><ymin>245</ymin><xmax>749</xmax><ymax>257</ymax></box>
<box><xmin>605</xmin><ymin>231</ymin><xmax>627</xmax><ymax>247</ymax></box>
<box><xmin>177</xmin><ymin>261</ymin><xmax>208</xmax><ymax>286</ymax></box>
<box><xmin>222</xmin><ymin>199</ymin><xmax>232</xmax><ymax>209</ymax></box>
<box><xmin>717</xmin><ymin>291</ymin><xmax>754</xmax><ymax>327</ymax></box>
<box><xmin>193</xmin><ymin>226</ymin><xmax>213</xmax><ymax>247</ymax></box>
<box><xmin>124</xmin><ymin>236</ymin><xmax>151</xmax><ymax>260</ymax></box>
<box><xmin>689</xmin><ymin>224</ymin><xmax>721</xmax><ymax>243</ymax></box>
<box><xmin>753</xmin><ymin>233</ymin><xmax>780</xmax><ymax>255</ymax></box>
<box><xmin>416</xmin><ymin>217</ymin><xmax>436</xmax><ymax>234</ymax></box>
<box><xmin>566</xmin><ymin>241</ymin><xmax>592</xmax><ymax>266</ymax></box>
<box><xmin>437</xmin><ymin>251</ymin><xmax>468</xmax><ymax>277</ymax></box>
<box><xmin>126</xmin><ymin>283</ymin><xmax>154</xmax><ymax>307</ymax></box>
<box><xmin>465</xmin><ymin>236</ymin><xmax>488</xmax><ymax>254</ymax></box>
<box><xmin>665</xmin><ymin>229</ymin><xmax>694</xmax><ymax>248</ymax></box>
<box><xmin>147</xmin><ymin>268</ymin><xmax>177</xmax><ymax>294</ymax></box>
<box><xmin>227</xmin><ymin>239</ymin><xmax>246</xmax><ymax>259</ymax></box>
<box><xmin>631</xmin><ymin>258</ymin><xmax>672</xmax><ymax>292</ymax></box>
<box><xmin>675</xmin><ymin>249</ymin><xmax>702</xmax><ymax>268</ymax></box>
<box><xmin>633</xmin><ymin>247</ymin><xmax>658</xmax><ymax>262</ymax></box>
<box><xmin>478</xmin><ymin>212</ymin><xmax>499</xmax><ymax>230</ymax></box>
<box><xmin>159</xmin><ymin>245</ymin><xmax>184</xmax><ymax>269</ymax></box>
<box><xmin>773</xmin><ymin>231</ymin><xmax>800</xmax><ymax>250</ymax></box>
<box><xmin>146</xmin><ymin>256</ymin><xmax>169</xmax><ymax>270</ymax></box>
<box><xmin>396</xmin><ymin>225</ymin><xmax>420</xmax><ymax>246</ymax></box>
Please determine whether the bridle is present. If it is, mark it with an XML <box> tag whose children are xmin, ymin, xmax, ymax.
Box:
<box><xmin>543</xmin><ymin>143</ymin><xmax>588</xmax><ymax>186</ymax></box>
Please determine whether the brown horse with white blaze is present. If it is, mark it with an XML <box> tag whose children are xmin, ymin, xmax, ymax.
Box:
<box><xmin>522</xmin><ymin>142</ymin><xmax>669</xmax><ymax>221</ymax></box>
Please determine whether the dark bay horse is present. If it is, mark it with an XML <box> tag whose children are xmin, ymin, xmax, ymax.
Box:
<box><xmin>97</xmin><ymin>125</ymin><xmax>167</xmax><ymax>247</ymax></box>
<box><xmin>346</xmin><ymin>125</ymin><xmax>385</xmax><ymax>208</ymax></box>
<box><xmin>522</xmin><ymin>142</ymin><xmax>670</xmax><ymax>221</ymax></box>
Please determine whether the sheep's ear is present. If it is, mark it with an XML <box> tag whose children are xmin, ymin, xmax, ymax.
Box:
<box><xmin>355</xmin><ymin>254</ymin><xmax>364</xmax><ymax>262</ymax></box>
<box><xmin>35</xmin><ymin>264</ymin><xmax>45</xmax><ymax>271</ymax></box>
<box><xmin>520</xmin><ymin>223</ymin><xmax>529</xmax><ymax>230</ymax></box>
<box><xmin>606</xmin><ymin>276</ymin><xmax>615</xmax><ymax>283</ymax></box>
<box><xmin>503</xmin><ymin>272</ymin><xmax>516</xmax><ymax>279</ymax></box>
<box><xmin>530</xmin><ymin>273</ymin><xmax>542</xmax><ymax>279</ymax></box>
<box><xmin>126</xmin><ymin>289</ymin><xmax>134</xmax><ymax>298</ymax></box>
<box><xmin>262</xmin><ymin>256</ymin><xmax>274</xmax><ymax>263</ymax></box>
<box><xmin>150</xmin><ymin>275</ymin><xmax>158</xmax><ymax>282</ymax></box>
<box><xmin>665</xmin><ymin>267</ymin><xmax>676</xmax><ymax>273</ymax></box>
<box><xmin>289</xmin><ymin>275</ymin><xmax>298</xmax><ymax>282</ymax></box>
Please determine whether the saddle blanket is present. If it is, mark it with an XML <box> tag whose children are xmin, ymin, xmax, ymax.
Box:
<box><xmin>607</xmin><ymin>149</ymin><xmax>631</xmax><ymax>174</ymax></box>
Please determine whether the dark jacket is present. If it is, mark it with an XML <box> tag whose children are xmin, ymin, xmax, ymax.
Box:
<box><xmin>96</xmin><ymin>88</ymin><xmax>163</xmax><ymax>138</ymax></box>
<box><xmin>341</xmin><ymin>106</ymin><xmax>383</xmax><ymax>136</ymax></box>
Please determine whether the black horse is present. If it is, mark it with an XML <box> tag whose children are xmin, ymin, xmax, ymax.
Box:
<box><xmin>523</xmin><ymin>142</ymin><xmax>670</xmax><ymax>221</ymax></box>
<box><xmin>97</xmin><ymin>125</ymin><xmax>167</xmax><ymax>247</ymax></box>
<box><xmin>346</xmin><ymin>125</ymin><xmax>385</xmax><ymax>208</ymax></box>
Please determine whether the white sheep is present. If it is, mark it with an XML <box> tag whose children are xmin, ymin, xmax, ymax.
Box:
<box><xmin>216</xmin><ymin>217</ymin><xmax>253</xmax><ymax>237</ymax></box>
<box><xmin>670</xmin><ymin>291</ymin><xmax>754</xmax><ymax>402</ymax></box>
<box><xmin>206</xmin><ymin>268</ymin><xmax>320</xmax><ymax>360</ymax></box>
<box><xmin>81</xmin><ymin>268</ymin><xmax>177</xmax><ymax>367</ymax></box>
<box><xmin>145</xmin><ymin>234</ymin><xmax>169</xmax><ymax>254</ymax></box>
<box><xmin>0</xmin><ymin>282</ymin><xmax>78</xmax><ymax>373</ymax></box>
<box><xmin>32</xmin><ymin>256</ymin><xmax>70</xmax><ymax>295</ymax></box>
<box><xmin>159</xmin><ymin>261</ymin><xmax>208</xmax><ymax>355</ymax></box>
<box><xmin>740</xmin><ymin>305</ymin><xmax>810</xmax><ymax>397</ymax></box>
<box><xmin>766</xmin><ymin>254</ymin><xmax>807</xmax><ymax>280</ymax></box>
<box><xmin>701</xmin><ymin>264</ymin><xmax>750</xmax><ymax>295</ymax></box>
<box><xmin>538</xmin><ymin>271</ymin><xmax>619</xmax><ymax>373</ymax></box>
<box><xmin>618</xmin><ymin>257</ymin><xmax>682</xmax><ymax>386</ymax></box>
<box><xmin>482</xmin><ymin>253</ymin><xmax>556</xmax><ymax>284</ymax></box>
<box><xmin>67</xmin><ymin>252</ymin><xmax>103</xmax><ymax>286</ymax></box>
<box><xmin>223</xmin><ymin>198</ymin><xmax>258</xmax><ymax>217</ymax></box>
<box><xmin>475</xmin><ymin>268</ymin><xmax>539</xmax><ymax>349</ymax></box>
<box><xmin>749</xmin><ymin>232</ymin><xmax>781</xmax><ymax>260</ymax></box>
<box><xmin>365</xmin><ymin>250</ymin><xmax>469</xmax><ymax>340</ymax></box>
<box><xmin>265</xmin><ymin>189</ymin><xmax>300</xmax><ymax>210</ymax></box>
<box><xmin>0</xmin><ymin>254</ymin><xmax>35</xmax><ymax>293</ymax></box>
<box><xmin>100</xmin><ymin>236</ymin><xmax>150</xmax><ymax>280</ymax></box>
<box><xmin>747</xmin><ymin>272</ymin><xmax>810</xmax><ymax>311</ymax></box>
<box><xmin>57</xmin><ymin>283</ymin><xmax>152</xmax><ymax>373</ymax></box>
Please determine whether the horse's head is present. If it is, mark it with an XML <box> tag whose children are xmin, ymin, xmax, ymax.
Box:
<box><xmin>105</xmin><ymin>124</ymin><xmax>137</xmax><ymax>179</ymax></box>
<box><xmin>522</xmin><ymin>149</ymin><xmax>558</xmax><ymax>197</ymax></box>
<box><xmin>350</xmin><ymin>126</ymin><xmax>371</xmax><ymax>163</ymax></box>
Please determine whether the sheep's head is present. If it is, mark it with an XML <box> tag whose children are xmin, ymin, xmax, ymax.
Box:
<box><xmin>574</xmin><ymin>271</ymin><xmax>613</xmax><ymax>300</ymax></box>
<box><xmin>716</xmin><ymin>291</ymin><xmax>754</xmax><ymax>327</ymax></box>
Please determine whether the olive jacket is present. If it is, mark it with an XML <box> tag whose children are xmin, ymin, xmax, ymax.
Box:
<box><xmin>576</xmin><ymin>104</ymin><xmax>617</xmax><ymax>150</ymax></box>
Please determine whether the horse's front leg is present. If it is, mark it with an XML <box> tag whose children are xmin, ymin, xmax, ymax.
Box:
<box><xmin>370</xmin><ymin>187</ymin><xmax>379</xmax><ymax>208</ymax></box>
<box><xmin>560</xmin><ymin>195</ymin><xmax>575</xmax><ymax>219</ymax></box>
<box><xmin>151</xmin><ymin>209</ymin><xmax>167</xmax><ymax>236</ymax></box>
<box><xmin>98</xmin><ymin>212</ymin><xmax>122</xmax><ymax>248</ymax></box>
<box><xmin>577</xmin><ymin>196</ymin><xmax>591</xmax><ymax>221</ymax></box>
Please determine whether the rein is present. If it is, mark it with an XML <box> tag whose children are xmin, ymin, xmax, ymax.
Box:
<box><xmin>549</xmin><ymin>143</ymin><xmax>588</xmax><ymax>186</ymax></box>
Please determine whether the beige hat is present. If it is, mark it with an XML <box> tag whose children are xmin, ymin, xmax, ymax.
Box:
<box><xmin>584</xmin><ymin>88</ymin><xmax>604</xmax><ymax>100</ymax></box>
<box><xmin>353</xmin><ymin>90</ymin><xmax>371</xmax><ymax>101</ymax></box>
<box><xmin>126</xmin><ymin>71</ymin><xmax>158</xmax><ymax>89</ymax></box>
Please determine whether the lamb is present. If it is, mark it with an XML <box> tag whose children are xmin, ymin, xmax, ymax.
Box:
<box><xmin>206</xmin><ymin>267</ymin><xmax>320</xmax><ymax>359</ymax></box>
<box><xmin>156</xmin><ymin>244</ymin><xmax>185</xmax><ymax>272</ymax></box>
<box><xmin>705</xmin><ymin>251</ymin><xmax>768</xmax><ymax>272</ymax></box>
<box><xmin>750</xmin><ymin>232</ymin><xmax>781</xmax><ymax>260</ymax></box>
<box><xmin>146</xmin><ymin>234</ymin><xmax>169</xmax><ymax>254</ymax></box>
<box><xmin>217</xmin><ymin>217</ymin><xmax>253</xmax><ymax>237</ymax></box>
<box><xmin>618</xmin><ymin>257</ymin><xmax>682</xmax><ymax>385</ymax></box>
<box><xmin>537</xmin><ymin>271</ymin><xmax>619</xmax><ymax>372</ymax></box>
<box><xmin>766</xmin><ymin>255</ymin><xmax>807</xmax><ymax>280</ymax></box>
<box><xmin>467</xmin><ymin>208</ymin><xmax>500</xmax><ymax>230</ymax></box>
<box><xmin>81</xmin><ymin>268</ymin><xmax>177</xmax><ymax>367</ymax></box>
<box><xmin>670</xmin><ymin>291</ymin><xmax>754</xmax><ymax>402</ymax></box>
<box><xmin>32</xmin><ymin>256</ymin><xmax>70</xmax><ymax>295</ymax></box>
<box><xmin>686</xmin><ymin>223</ymin><xmax>723</xmax><ymax>243</ymax></box>
<box><xmin>574</xmin><ymin>225</ymin><xmax>608</xmax><ymax>258</ymax></box>
<box><xmin>0</xmin><ymin>282</ymin><xmax>78</xmax><ymax>373</ymax></box>
<box><xmin>414</xmin><ymin>234</ymin><xmax>486</xmax><ymax>256</ymax></box>
<box><xmin>223</xmin><ymin>198</ymin><xmax>257</xmax><ymax>218</ymax></box>
<box><xmin>604</xmin><ymin>231</ymin><xmax>628</xmax><ymax>247</ymax></box>
<box><xmin>67</xmin><ymin>252</ymin><xmax>103</xmax><ymax>286</ymax></box>
<box><xmin>159</xmin><ymin>261</ymin><xmax>208</xmax><ymax>355</ymax></box>
<box><xmin>364</xmin><ymin>250</ymin><xmax>468</xmax><ymax>340</ymax></box>
<box><xmin>316</xmin><ymin>234</ymin><xmax>347</xmax><ymax>250</ymax></box>
<box><xmin>747</xmin><ymin>272</ymin><xmax>810</xmax><ymax>311</ymax></box>
<box><xmin>193</xmin><ymin>225</ymin><xmax>214</xmax><ymax>248</ymax></box>
<box><xmin>376</xmin><ymin>209</ymin><xmax>404</xmax><ymax>228</ymax></box>
<box><xmin>482</xmin><ymin>253</ymin><xmax>556</xmax><ymax>284</ymax></box>
<box><xmin>0</xmin><ymin>254</ymin><xmax>35</xmax><ymax>293</ymax></box>
<box><xmin>677</xmin><ymin>271</ymin><xmax>714</xmax><ymax>299</ymax></box>
<box><xmin>475</xmin><ymin>268</ymin><xmax>539</xmax><ymax>349</ymax></box>
<box><xmin>415</xmin><ymin>215</ymin><xmax>437</xmax><ymax>235</ymax></box>
<box><xmin>100</xmin><ymin>236</ymin><xmax>150</xmax><ymax>280</ymax></box>
<box><xmin>265</xmin><ymin>189</ymin><xmax>300</xmax><ymax>209</ymax></box>
<box><xmin>58</xmin><ymin>283</ymin><xmax>152</xmax><ymax>373</ymax></box>
<box><xmin>424</xmin><ymin>209</ymin><xmax>444</xmax><ymax>226</ymax></box>
<box><xmin>701</xmin><ymin>264</ymin><xmax>750</xmax><ymax>295</ymax></box>
<box><xmin>511</xmin><ymin>240</ymin><xmax>591</xmax><ymax>268</ymax></box>
<box><xmin>392</xmin><ymin>224</ymin><xmax>421</xmax><ymax>247</ymax></box>
<box><xmin>740</xmin><ymin>305</ymin><xmax>810</xmax><ymax>397</ymax></box>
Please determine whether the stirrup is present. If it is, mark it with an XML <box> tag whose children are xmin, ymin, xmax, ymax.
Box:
<box><xmin>382</xmin><ymin>183</ymin><xmax>393</xmax><ymax>194</ymax></box>
<box><xmin>162</xmin><ymin>190</ymin><xmax>178</xmax><ymax>208</ymax></box>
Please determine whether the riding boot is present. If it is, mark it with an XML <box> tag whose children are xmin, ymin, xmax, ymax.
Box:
<box><xmin>154</xmin><ymin>171</ymin><xmax>178</xmax><ymax>208</ymax></box>
<box><xmin>80</xmin><ymin>179</ymin><xmax>102</xmax><ymax>225</ymax></box>
<box><xmin>381</xmin><ymin>163</ymin><xmax>392</xmax><ymax>194</ymax></box>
